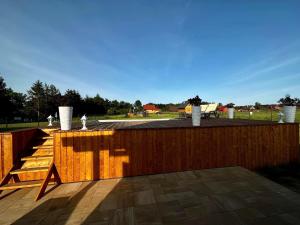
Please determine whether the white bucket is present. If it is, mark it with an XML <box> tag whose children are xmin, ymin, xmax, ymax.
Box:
<box><xmin>283</xmin><ymin>106</ymin><xmax>296</xmax><ymax>123</ymax></box>
<box><xmin>228</xmin><ymin>108</ymin><xmax>234</xmax><ymax>119</ymax></box>
<box><xmin>59</xmin><ymin>106</ymin><xmax>73</xmax><ymax>130</ymax></box>
<box><xmin>192</xmin><ymin>106</ymin><xmax>201</xmax><ymax>126</ymax></box>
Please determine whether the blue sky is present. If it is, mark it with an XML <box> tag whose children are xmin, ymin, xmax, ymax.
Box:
<box><xmin>1</xmin><ymin>0</ymin><xmax>300</xmax><ymax>105</ymax></box>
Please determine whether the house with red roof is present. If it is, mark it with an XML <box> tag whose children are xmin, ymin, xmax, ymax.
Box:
<box><xmin>143</xmin><ymin>104</ymin><xmax>160</xmax><ymax>114</ymax></box>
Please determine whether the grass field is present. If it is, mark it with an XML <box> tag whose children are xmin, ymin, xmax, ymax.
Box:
<box><xmin>96</xmin><ymin>112</ymin><xmax>179</xmax><ymax>120</ymax></box>
<box><xmin>1</xmin><ymin>110</ymin><xmax>299</xmax><ymax>132</ymax></box>
<box><xmin>219</xmin><ymin>110</ymin><xmax>300</xmax><ymax>123</ymax></box>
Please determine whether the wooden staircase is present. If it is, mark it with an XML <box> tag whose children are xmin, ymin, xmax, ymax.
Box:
<box><xmin>0</xmin><ymin>128</ymin><xmax>61</xmax><ymax>201</ymax></box>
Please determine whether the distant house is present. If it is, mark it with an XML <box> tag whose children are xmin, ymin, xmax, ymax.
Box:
<box><xmin>177</xmin><ymin>104</ymin><xmax>186</xmax><ymax>113</ymax></box>
<box><xmin>218</xmin><ymin>106</ymin><xmax>227</xmax><ymax>112</ymax></box>
<box><xmin>249</xmin><ymin>106</ymin><xmax>256</xmax><ymax>111</ymax></box>
<box><xmin>168</xmin><ymin>105</ymin><xmax>178</xmax><ymax>112</ymax></box>
<box><xmin>269</xmin><ymin>105</ymin><xmax>281</xmax><ymax>111</ymax></box>
<box><xmin>143</xmin><ymin>104</ymin><xmax>160</xmax><ymax>114</ymax></box>
<box><xmin>177</xmin><ymin>103</ymin><xmax>192</xmax><ymax>114</ymax></box>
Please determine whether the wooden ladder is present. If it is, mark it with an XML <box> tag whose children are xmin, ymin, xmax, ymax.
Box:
<box><xmin>0</xmin><ymin>128</ymin><xmax>61</xmax><ymax>201</ymax></box>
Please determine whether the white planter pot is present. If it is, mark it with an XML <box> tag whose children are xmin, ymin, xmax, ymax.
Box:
<box><xmin>283</xmin><ymin>106</ymin><xmax>296</xmax><ymax>123</ymax></box>
<box><xmin>228</xmin><ymin>108</ymin><xmax>234</xmax><ymax>119</ymax></box>
<box><xmin>59</xmin><ymin>106</ymin><xmax>73</xmax><ymax>130</ymax></box>
<box><xmin>192</xmin><ymin>106</ymin><xmax>201</xmax><ymax>126</ymax></box>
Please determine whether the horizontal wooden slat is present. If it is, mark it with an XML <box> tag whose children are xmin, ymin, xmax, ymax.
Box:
<box><xmin>21</xmin><ymin>155</ymin><xmax>53</xmax><ymax>161</ymax></box>
<box><xmin>0</xmin><ymin>179</ymin><xmax>55</xmax><ymax>190</ymax></box>
<box><xmin>10</xmin><ymin>167</ymin><xmax>49</xmax><ymax>175</ymax></box>
<box><xmin>32</xmin><ymin>145</ymin><xmax>53</xmax><ymax>150</ymax></box>
<box><xmin>41</xmin><ymin>136</ymin><xmax>53</xmax><ymax>140</ymax></box>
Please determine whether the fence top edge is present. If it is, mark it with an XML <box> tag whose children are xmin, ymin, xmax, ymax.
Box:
<box><xmin>0</xmin><ymin>127</ymin><xmax>39</xmax><ymax>135</ymax></box>
<box><xmin>53</xmin><ymin>122</ymin><xmax>299</xmax><ymax>134</ymax></box>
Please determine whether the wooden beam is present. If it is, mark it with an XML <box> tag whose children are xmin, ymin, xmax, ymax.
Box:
<box><xmin>12</xmin><ymin>174</ymin><xmax>20</xmax><ymax>183</ymax></box>
<box><xmin>52</xmin><ymin>164</ymin><xmax>62</xmax><ymax>185</ymax></box>
<box><xmin>0</xmin><ymin>166</ymin><xmax>14</xmax><ymax>195</ymax></box>
<box><xmin>35</xmin><ymin>162</ymin><xmax>60</xmax><ymax>201</ymax></box>
<box><xmin>0</xmin><ymin>180</ymin><xmax>54</xmax><ymax>190</ymax></box>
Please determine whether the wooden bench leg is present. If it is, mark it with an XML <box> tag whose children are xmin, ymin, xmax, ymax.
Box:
<box><xmin>0</xmin><ymin>167</ymin><xmax>14</xmax><ymax>195</ymax></box>
<box><xmin>35</xmin><ymin>162</ymin><xmax>60</xmax><ymax>201</ymax></box>
<box><xmin>52</xmin><ymin>165</ymin><xmax>62</xmax><ymax>185</ymax></box>
<box><xmin>12</xmin><ymin>174</ymin><xmax>20</xmax><ymax>183</ymax></box>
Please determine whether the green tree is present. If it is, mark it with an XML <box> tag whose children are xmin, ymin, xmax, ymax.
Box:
<box><xmin>63</xmin><ymin>89</ymin><xmax>82</xmax><ymax>116</ymax></box>
<box><xmin>44</xmin><ymin>84</ymin><xmax>61</xmax><ymax>115</ymax></box>
<box><xmin>0</xmin><ymin>76</ymin><xmax>13</xmax><ymax>124</ymax></box>
<box><xmin>26</xmin><ymin>80</ymin><xmax>45</xmax><ymax>123</ymax></box>
<box><xmin>254</xmin><ymin>102</ymin><xmax>261</xmax><ymax>109</ymax></box>
<box><xmin>83</xmin><ymin>94</ymin><xmax>106</xmax><ymax>115</ymax></box>
<box><xmin>134</xmin><ymin>100</ymin><xmax>143</xmax><ymax>112</ymax></box>
<box><xmin>106</xmin><ymin>99</ymin><xmax>132</xmax><ymax>115</ymax></box>
<box><xmin>93</xmin><ymin>94</ymin><xmax>106</xmax><ymax>114</ymax></box>
<box><xmin>7</xmin><ymin>89</ymin><xmax>26</xmax><ymax>118</ymax></box>
<box><xmin>0</xmin><ymin>76</ymin><xmax>27</xmax><ymax>123</ymax></box>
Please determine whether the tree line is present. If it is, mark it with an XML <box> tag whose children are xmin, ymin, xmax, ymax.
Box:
<box><xmin>0</xmin><ymin>75</ymin><xmax>226</xmax><ymax>124</ymax></box>
<box><xmin>0</xmin><ymin>76</ymin><xmax>138</xmax><ymax>123</ymax></box>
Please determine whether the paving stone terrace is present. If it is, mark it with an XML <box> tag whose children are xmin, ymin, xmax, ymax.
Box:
<box><xmin>1</xmin><ymin>167</ymin><xmax>300</xmax><ymax>225</ymax></box>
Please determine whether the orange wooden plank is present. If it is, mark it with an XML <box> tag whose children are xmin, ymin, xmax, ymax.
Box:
<box><xmin>112</xmin><ymin>131</ymin><xmax>120</xmax><ymax>178</ymax></box>
<box><xmin>92</xmin><ymin>131</ymin><xmax>100</xmax><ymax>180</ymax></box>
<box><xmin>3</xmin><ymin>134</ymin><xmax>13</xmax><ymax>176</ymax></box>
<box><xmin>102</xmin><ymin>130</ymin><xmax>111</xmax><ymax>179</ymax></box>
<box><xmin>123</xmin><ymin>130</ymin><xmax>132</xmax><ymax>177</ymax></box>
<box><xmin>66</xmin><ymin>132</ymin><xmax>74</xmax><ymax>183</ymax></box>
<box><xmin>84</xmin><ymin>131</ymin><xmax>91</xmax><ymax>181</ymax></box>
<box><xmin>99</xmin><ymin>131</ymin><xmax>104</xmax><ymax>179</ymax></box>
<box><xmin>53</xmin><ymin>132</ymin><xmax>61</xmax><ymax>180</ymax></box>
<box><xmin>0</xmin><ymin>134</ymin><xmax>3</xmax><ymax>179</ymax></box>
<box><xmin>73</xmin><ymin>131</ymin><xmax>81</xmax><ymax>182</ymax></box>
<box><xmin>60</xmin><ymin>132</ymin><xmax>68</xmax><ymax>183</ymax></box>
<box><xmin>79</xmin><ymin>131</ymin><xmax>87</xmax><ymax>181</ymax></box>
<box><xmin>89</xmin><ymin>131</ymin><xmax>97</xmax><ymax>180</ymax></box>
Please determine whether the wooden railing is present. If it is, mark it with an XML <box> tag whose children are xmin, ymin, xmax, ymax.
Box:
<box><xmin>53</xmin><ymin>124</ymin><xmax>299</xmax><ymax>183</ymax></box>
<box><xmin>0</xmin><ymin>129</ymin><xmax>38</xmax><ymax>180</ymax></box>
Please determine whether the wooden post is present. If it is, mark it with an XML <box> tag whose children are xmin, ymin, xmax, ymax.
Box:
<box><xmin>37</xmin><ymin>96</ymin><xmax>40</xmax><ymax>127</ymax></box>
<box><xmin>271</xmin><ymin>108</ymin><xmax>273</xmax><ymax>121</ymax></box>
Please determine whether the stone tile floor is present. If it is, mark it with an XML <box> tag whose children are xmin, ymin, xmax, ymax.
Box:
<box><xmin>1</xmin><ymin>167</ymin><xmax>300</xmax><ymax>225</ymax></box>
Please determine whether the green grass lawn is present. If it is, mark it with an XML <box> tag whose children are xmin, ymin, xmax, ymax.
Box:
<box><xmin>219</xmin><ymin>110</ymin><xmax>300</xmax><ymax>123</ymax></box>
<box><xmin>1</xmin><ymin>110</ymin><xmax>300</xmax><ymax>132</ymax></box>
<box><xmin>96</xmin><ymin>112</ymin><xmax>179</xmax><ymax>120</ymax></box>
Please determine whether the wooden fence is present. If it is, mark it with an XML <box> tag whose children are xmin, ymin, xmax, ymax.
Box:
<box><xmin>54</xmin><ymin>124</ymin><xmax>299</xmax><ymax>183</ymax></box>
<box><xmin>0</xmin><ymin>129</ymin><xmax>38</xmax><ymax>180</ymax></box>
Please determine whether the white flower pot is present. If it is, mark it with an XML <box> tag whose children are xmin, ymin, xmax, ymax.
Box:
<box><xmin>228</xmin><ymin>108</ymin><xmax>234</xmax><ymax>119</ymax></box>
<box><xmin>283</xmin><ymin>106</ymin><xmax>296</xmax><ymax>123</ymax></box>
<box><xmin>192</xmin><ymin>106</ymin><xmax>201</xmax><ymax>126</ymax></box>
<box><xmin>59</xmin><ymin>106</ymin><xmax>73</xmax><ymax>130</ymax></box>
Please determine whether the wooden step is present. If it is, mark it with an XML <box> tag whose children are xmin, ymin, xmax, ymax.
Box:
<box><xmin>41</xmin><ymin>129</ymin><xmax>59</xmax><ymax>135</ymax></box>
<box><xmin>32</xmin><ymin>149</ymin><xmax>53</xmax><ymax>157</ymax></box>
<box><xmin>21</xmin><ymin>155</ymin><xmax>53</xmax><ymax>161</ymax></box>
<box><xmin>41</xmin><ymin>136</ymin><xmax>53</xmax><ymax>140</ymax></box>
<box><xmin>0</xmin><ymin>180</ymin><xmax>55</xmax><ymax>190</ymax></box>
<box><xmin>32</xmin><ymin>145</ymin><xmax>53</xmax><ymax>150</ymax></box>
<box><xmin>36</xmin><ymin>136</ymin><xmax>53</xmax><ymax>141</ymax></box>
<box><xmin>41</xmin><ymin>140</ymin><xmax>53</xmax><ymax>146</ymax></box>
<box><xmin>22</xmin><ymin>158</ymin><xmax>52</xmax><ymax>168</ymax></box>
<box><xmin>10</xmin><ymin>167</ymin><xmax>49</xmax><ymax>175</ymax></box>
